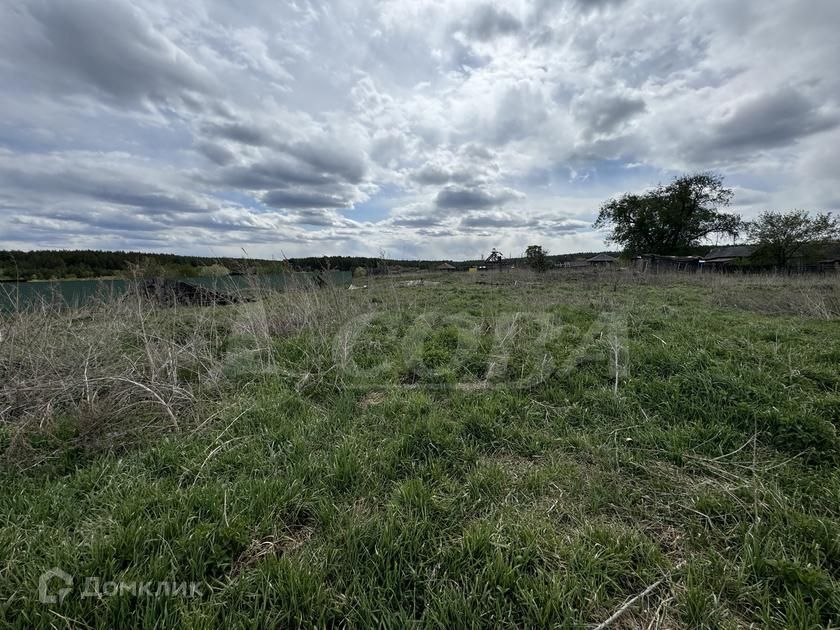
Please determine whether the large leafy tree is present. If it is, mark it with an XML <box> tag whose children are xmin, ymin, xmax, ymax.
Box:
<box><xmin>747</xmin><ymin>210</ymin><xmax>840</xmax><ymax>267</ymax></box>
<box><xmin>594</xmin><ymin>173</ymin><xmax>742</xmax><ymax>255</ymax></box>
<box><xmin>525</xmin><ymin>245</ymin><xmax>548</xmax><ymax>273</ymax></box>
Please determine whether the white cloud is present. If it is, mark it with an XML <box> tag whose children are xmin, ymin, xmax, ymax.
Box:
<box><xmin>0</xmin><ymin>0</ymin><xmax>838</xmax><ymax>259</ymax></box>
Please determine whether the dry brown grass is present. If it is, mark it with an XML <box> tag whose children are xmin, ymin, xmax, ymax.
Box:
<box><xmin>0</xmin><ymin>273</ymin><xmax>373</xmax><ymax>466</ymax></box>
<box><xmin>0</xmin><ymin>293</ymin><xmax>227</xmax><ymax>460</ymax></box>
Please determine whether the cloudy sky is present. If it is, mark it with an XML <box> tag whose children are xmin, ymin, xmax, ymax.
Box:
<box><xmin>1</xmin><ymin>0</ymin><xmax>838</xmax><ymax>259</ymax></box>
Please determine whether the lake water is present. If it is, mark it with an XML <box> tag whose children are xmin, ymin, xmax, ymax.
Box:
<box><xmin>0</xmin><ymin>271</ymin><xmax>352</xmax><ymax>311</ymax></box>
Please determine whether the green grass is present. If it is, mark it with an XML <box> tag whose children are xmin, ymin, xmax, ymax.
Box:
<box><xmin>2</xmin><ymin>271</ymin><xmax>840</xmax><ymax>627</ymax></box>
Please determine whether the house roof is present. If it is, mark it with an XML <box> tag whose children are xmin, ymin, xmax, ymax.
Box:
<box><xmin>587</xmin><ymin>253</ymin><xmax>618</xmax><ymax>262</ymax></box>
<box><xmin>641</xmin><ymin>254</ymin><xmax>702</xmax><ymax>262</ymax></box>
<box><xmin>704</xmin><ymin>245</ymin><xmax>756</xmax><ymax>260</ymax></box>
<box><xmin>437</xmin><ymin>262</ymin><xmax>456</xmax><ymax>269</ymax></box>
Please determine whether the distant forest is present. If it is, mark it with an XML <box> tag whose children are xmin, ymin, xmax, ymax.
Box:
<box><xmin>0</xmin><ymin>248</ymin><xmax>636</xmax><ymax>281</ymax></box>
<box><xmin>0</xmin><ymin>250</ymin><xmax>416</xmax><ymax>281</ymax></box>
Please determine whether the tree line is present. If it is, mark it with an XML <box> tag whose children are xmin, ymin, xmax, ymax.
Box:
<box><xmin>0</xmin><ymin>250</ymin><xmax>274</xmax><ymax>281</ymax></box>
<box><xmin>0</xmin><ymin>250</ymin><xmax>454</xmax><ymax>282</ymax></box>
<box><xmin>526</xmin><ymin>173</ymin><xmax>839</xmax><ymax>272</ymax></box>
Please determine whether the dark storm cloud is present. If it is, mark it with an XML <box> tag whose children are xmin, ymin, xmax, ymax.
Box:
<box><xmin>716</xmin><ymin>88</ymin><xmax>839</xmax><ymax>149</ymax></box>
<box><xmin>208</xmin><ymin>147</ymin><xmax>364</xmax><ymax>209</ymax></box>
<box><xmin>285</xmin><ymin>141</ymin><xmax>366</xmax><ymax>185</ymax></box>
<box><xmin>691</xmin><ymin>87</ymin><xmax>840</xmax><ymax>161</ymax></box>
<box><xmin>195</xmin><ymin>141</ymin><xmax>236</xmax><ymax>166</ymax></box>
<box><xmin>436</xmin><ymin>188</ymin><xmax>495</xmax><ymax>210</ymax></box>
<box><xmin>201</xmin><ymin>122</ymin><xmax>273</xmax><ymax>147</ymax></box>
<box><xmin>263</xmin><ymin>190</ymin><xmax>350</xmax><ymax>209</ymax></box>
<box><xmin>0</xmin><ymin>156</ymin><xmax>210</xmax><ymax>214</ymax></box>
<box><xmin>575</xmin><ymin>94</ymin><xmax>647</xmax><ymax>136</ymax></box>
<box><xmin>200</xmin><ymin>121</ymin><xmax>367</xmax><ymax>188</ymax></box>
<box><xmin>212</xmin><ymin>164</ymin><xmax>360</xmax><ymax>211</ymax></box>
<box><xmin>435</xmin><ymin>186</ymin><xmax>523</xmax><ymax>210</ymax></box>
<box><xmin>213</xmin><ymin>158</ymin><xmax>338</xmax><ymax>189</ymax></box>
<box><xmin>9</xmin><ymin>0</ymin><xmax>213</xmax><ymax>107</ymax></box>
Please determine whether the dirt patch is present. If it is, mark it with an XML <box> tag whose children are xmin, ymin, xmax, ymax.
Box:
<box><xmin>359</xmin><ymin>390</ymin><xmax>387</xmax><ymax>408</ymax></box>
<box><xmin>482</xmin><ymin>454</ymin><xmax>541</xmax><ymax>481</ymax></box>
<box><xmin>231</xmin><ymin>525</ymin><xmax>314</xmax><ymax>576</ymax></box>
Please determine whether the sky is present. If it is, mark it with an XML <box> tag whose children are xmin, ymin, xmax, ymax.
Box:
<box><xmin>0</xmin><ymin>0</ymin><xmax>838</xmax><ymax>260</ymax></box>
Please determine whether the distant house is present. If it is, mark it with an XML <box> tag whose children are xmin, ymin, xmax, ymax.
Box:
<box><xmin>819</xmin><ymin>258</ymin><xmax>840</xmax><ymax>273</ymax></box>
<box><xmin>701</xmin><ymin>245</ymin><xmax>757</xmax><ymax>267</ymax></box>
<box><xmin>636</xmin><ymin>254</ymin><xmax>701</xmax><ymax>273</ymax></box>
<box><xmin>814</xmin><ymin>243</ymin><xmax>840</xmax><ymax>272</ymax></box>
<box><xmin>587</xmin><ymin>253</ymin><xmax>618</xmax><ymax>266</ymax></box>
<box><xmin>437</xmin><ymin>262</ymin><xmax>456</xmax><ymax>272</ymax></box>
<box><xmin>561</xmin><ymin>260</ymin><xmax>589</xmax><ymax>269</ymax></box>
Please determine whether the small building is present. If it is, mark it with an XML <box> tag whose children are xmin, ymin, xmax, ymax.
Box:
<box><xmin>818</xmin><ymin>258</ymin><xmax>840</xmax><ymax>273</ymax></box>
<box><xmin>587</xmin><ymin>253</ymin><xmax>618</xmax><ymax>266</ymax></box>
<box><xmin>437</xmin><ymin>262</ymin><xmax>456</xmax><ymax>272</ymax></box>
<box><xmin>701</xmin><ymin>245</ymin><xmax>757</xmax><ymax>267</ymax></box>
<box><xmin>636</xmin><ymin>254</ymin><xmax>702</xmax><ymax>273</ymax></box>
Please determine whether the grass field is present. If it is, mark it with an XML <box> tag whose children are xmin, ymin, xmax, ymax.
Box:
<box><xmin>2</xmin><ymin>269</ymin><xmax>839</xmax><ymax>628</ymax></box>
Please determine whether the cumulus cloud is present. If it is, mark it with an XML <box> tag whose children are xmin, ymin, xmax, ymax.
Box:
<box><xmin>262</xmin><ymin>190</ymin><xmax>351</xmax><ymax>209</ymax></box>
<box><xmin>574</xmin><ymin>92</ymin><xmax>647</xmax><ymax>137</ymax></box>
<box><xmin>412</xmin><ymin>164</ymin><xmax>477</xmax><ymax>186</ymax></box>
<box><xmin>202</xmin><ymin>121</ymin><xmax>273</xmax><ymax>147</ymax></box>
<box><xmin>195</xmin><ymin>141</ymin><xmax>237</xmax><ymax>166</ymax></box>
<box><xmin>689</xmin><ymin>87</ymin><xmax>840</xmax><ymax>162</ymax></box>
<box><xmin>0</xmin><ymin>0</ymin><xmax>838</xmax><ymax>258</ymax></box>
<box><xmin>0</xmin><ymin>150</ymin><xmax>213</xmax><ymax>216</ymax></box>
<box><xmin>463</xmin><ymin>5</ymin><xmax>522</xmax><ymax>41</ymax></box>
<box><xmin>459</xmin><ymin>211</ymin><xmax>529</xmax><ymax>228</ymax></box>
<box><xmin>435</xmin><ymin>186</ymin><xmax>524</xmax><ymax>210</ymax></box>
<box><xmin>212</xmin><ymin>158</ymin><xmax>336</xmax><ymax>189</ymax></box>
<box><xmin>2</xmin><ymin>0</ymin><xmax>214</xmax><ymax>109</ymax></box>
